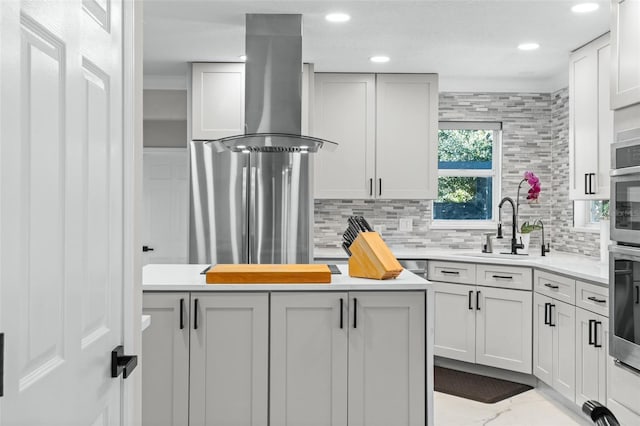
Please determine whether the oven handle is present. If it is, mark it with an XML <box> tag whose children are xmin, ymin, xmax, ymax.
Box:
<box><xmin>614</xmin><ymin>359</ymin><xmax>640</xmax><ymax>377</ymax></box>
<box><xmin>610</xmin><ymin>245</ymin><xmax>640</xmax><ymax>258</ymax></box>
<box><xmin>610</xmin><ymin>165</ymin><xmax>640</xmax><ymax>177</ymax></box>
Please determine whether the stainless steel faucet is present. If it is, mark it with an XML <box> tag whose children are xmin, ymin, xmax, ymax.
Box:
<box><xmin>534</xmin><ymin>219</ymin><xmax>551</xmax><ymax>256</ymax></box>
<box><xmin>497</xmin><ymin>197</ymin><xmax>524</xmax><ymax>255</ymax></box>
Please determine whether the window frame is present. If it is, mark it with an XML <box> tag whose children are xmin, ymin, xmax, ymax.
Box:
<box><xmin>573</xmin><ymin>200</ymin><xmax>608</xmax><ymax>233</ymax></box>
<box><xmin>431</xmin><ymin>121</ymin><xmax>502</xmax><ymax>230</ymax></box>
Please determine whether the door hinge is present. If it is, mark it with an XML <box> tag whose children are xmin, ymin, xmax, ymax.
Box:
<box><xmin>1</xmin><ymin>332</ymin><xmax>4</xmax><ymax>397</ymax></box>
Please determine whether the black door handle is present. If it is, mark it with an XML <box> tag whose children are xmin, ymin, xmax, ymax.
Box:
<box><xmin>379</xmin><ymin>178</ymin><xmax>382</xmax><ymax>196</ymax></box>
<box><xmin>594</xmin><ymin>321</ymin><xmax>602</xmax><ymax>348</ymax></box>
<box><xmin>353</xmin><ymin>298</ymin><xmax>358</xmax><ymax>329</ymax></box>
<box><xmin>142</xmin><ymin>245</ymin><xmax>154</xmax><ymax>252</ymax></box>
<box><xmin>469</xmin><ymin>291</ymin><xmax>473</xmax><ymax>310</ymax></box>
<box><xmin>111</xmin><ymin>345</ymin><xmax>138</xmax><ymax>379</ymax></box>
<box><xmin>369</xmin><ymin>178</ymin><xmax>373</xmax><ymax>196</ymax></box>
<box><xmin>194</xmin><ymin>298</ymin><xmax>199</xmax><ymax>330</ymax></box>
<box><xmin>636</xmin><ymin>286</ymin><xmax>639</xmax><ymax>304</ymax></box>
<box><xmin>339</xmin><ymin>298</ymin><xmax>344</xmax><ymax>329</ymax></box>
<box><xmin>549</xmin><ymin>304</ymin><xmax>556</xmax><ymax>327</ymax></box>
<box><xmin>589</xmin><ymin>173</ymin><xmax>596</xmax><ymax>195</ymax></box>
<box><xmin>476</xmin><ymin>291</ymin><xmax>481</xmax><ymax>311</ymax></box>
<box><xmin>179</xmin><ymin>298</ymin><xmax>185</xmax><ymax>330</ymax></box>
<box><xmin>544</xmin><ymin>302</ymin><xmax>550</xmax><ymax>325</ymax></box>
<box><xmin>584</xmin><ymin>174</ymin><xmax>589</xmax><ymax>195</ymax></box>
<box><xmin>0</xmin><ymin>333</ymin><xmax>4</xmax><ymax>397</ymax></box>
<box><xmin>589</xmin><ymin>319</ymin><xmax>595</xmax><ymax>345</ymax></box>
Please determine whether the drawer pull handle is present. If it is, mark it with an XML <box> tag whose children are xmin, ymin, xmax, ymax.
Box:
<box><xmin>492</xmin><ymin>275</ymin><xmax>513</xmax><ymax>280</ymax></box>
<box><xmin>441</xmin><ymin>270</ymin><xmax>460</xmax><ymax>275</ymax></box>
<box><xmin>587</xmin><ymin>296</ymin><xmax>606</xmax><ymax>304</ymax></box>
<box><xmin>544</xmin><ymin>283</ymin><xmax>559</xmax><ymax>289</ymax></box>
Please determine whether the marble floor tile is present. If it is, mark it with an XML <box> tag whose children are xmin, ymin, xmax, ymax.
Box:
<box><xmin>434</xmin><ymin>389</ymin><xmax>591</xmax><ymax>426</ymax></box>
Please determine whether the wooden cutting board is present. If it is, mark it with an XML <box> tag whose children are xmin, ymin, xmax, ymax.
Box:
<box><xmin>206</xmin><ymin>264</ymin><xmax>332</xmax><ymax>284</ymax></box>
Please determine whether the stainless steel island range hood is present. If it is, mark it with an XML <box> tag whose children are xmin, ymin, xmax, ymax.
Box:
<box><xmin>190</xmin><ymin>14</ymin><xmax>336</xmax><ymax>265</ymax></box>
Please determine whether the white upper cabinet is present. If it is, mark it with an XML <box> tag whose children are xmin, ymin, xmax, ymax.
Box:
<box><xmin>611</xmin><ymin>0</ymin><xmax>640</xmax><ymax>110</ymax></box>
<box><xmin>569</xmin><ymin>34</ymin><xmax>613</xmax><ymax>200</ymax></box>
<box><xmin>314</xmin><ymin>73</ymin><xmax>438</xmax><ymax>200</ymax></box>
<box><xmin>191</xmin><ymin>63</ymin><xmax>245</xmax><ymax>140</ymax></box>
<box><xmin>314</xmin><ymin>74</ymin><xmax>376</xmax><ymax>199</ymax></box>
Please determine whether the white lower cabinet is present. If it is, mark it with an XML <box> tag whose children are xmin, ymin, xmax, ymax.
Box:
<box><xmin>270</xmin><ymin>291</ymin><xmax>426</xmax><ymax>426</ymax></box>
<box><xmin>142</xmin><ymin>292</ymin><xmax>269</xmax><ymax>426</ymax></box>
<box><xmin>432</xmin><ymin>282</ymin><xmax>532</xmax><ymax>374</ymax></box>
<box><xmin>142</xmin><ymin>292</ymin><xmax>190</xmax><ymax>426</ymax></box>
<box><xmin>533</xmin><ymin>293</ymin><xmax>576</xmax><ymax>402</ymax></box>
<box><xmin>575</xmin><ymin>309</ymin><xmax>608</xmax><ymax>407</ymax></box>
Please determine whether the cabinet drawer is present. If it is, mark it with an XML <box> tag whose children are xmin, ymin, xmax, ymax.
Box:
<box><xmin>428</xmin><ymin>261</ymin><xmax>475</xmax><ymax>284</ymax></box>
<box><xmin>608</xmin><ymin>357</ymin><xmax>640</xmax><ymax>420</ymax></box>
<box><xmin>534</xmin><ymin>270</ymin><xmax>575</xmax><ymax>304</ymax></box>
<box><xmin>476</xmin><ymin>264</ymin><xmax>532</xmax><ymax>290</ymax></box>
<box><xmin>576</xmin><ymin>281</ymin><xmax>608</xmax><ymax>317</ymax></box>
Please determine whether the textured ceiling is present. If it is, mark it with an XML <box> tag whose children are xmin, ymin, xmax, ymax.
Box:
<box><xmin>143</xmin><ymin>0</ymin><xmax>610</xmax><ymax>92</ymax></box>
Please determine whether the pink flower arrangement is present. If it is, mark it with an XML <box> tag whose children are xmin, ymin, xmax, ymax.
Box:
<box><xmin>523</xmin><ymin>171</ymin><xmax>541</xmax><ymax>202</ymax></box>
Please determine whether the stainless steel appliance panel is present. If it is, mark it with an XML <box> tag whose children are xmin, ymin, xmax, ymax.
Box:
<box><xmin>611</xmin><ymin>169</ymin><xmax>640</xmax><ymax>244</ymax></box>
<box><xmin>610</xmin><ymin>245</ymin><xmax>640</xmax><ymax>372</ymax></box>
<box><xmin>189</xmin><ymin>141</ymin><xmax>249</xmax><ymax>264</ymax></box>
<box><xmin>249</xmin><ymin>151</ymin><xmax>312</xmax><ymax>264</ymax></box>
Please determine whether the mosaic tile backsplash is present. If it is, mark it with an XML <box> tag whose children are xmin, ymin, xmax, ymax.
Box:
<box><xmin>314</xmin><ymin>89</ymin><xmax>602</xmax><ymax>258</ymax></box>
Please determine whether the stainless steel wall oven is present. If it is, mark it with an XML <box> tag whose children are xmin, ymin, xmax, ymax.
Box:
<box><xmin>610</xmin><ymin>127</ymin><xmax>640</xmax><ymax>373</ymax></box>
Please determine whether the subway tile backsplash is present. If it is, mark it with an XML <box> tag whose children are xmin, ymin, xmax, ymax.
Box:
<box><xmin>314</xmin><ymin>89</ymin><xmax>601</xmax><ymax>258</ymax></box>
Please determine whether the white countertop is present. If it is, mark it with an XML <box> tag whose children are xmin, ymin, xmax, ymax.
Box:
<box><xmin>314</xmin><ymin>248</ymin><xmax>609</xmax><ymax>286</ymax></box>
<box><xmin>143</xmin><ymin>264</ymin><xmax>430</xmax><ymax>291</ymax></box>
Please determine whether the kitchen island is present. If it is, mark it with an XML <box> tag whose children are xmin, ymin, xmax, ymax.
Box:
<box><xmin>142</xmin><ymin>264</ymin><xmax>434</xmax><ymax>426</ymax></box>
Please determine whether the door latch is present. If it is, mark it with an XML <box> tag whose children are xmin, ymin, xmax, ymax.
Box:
<box><xmin>111</xmin><ymin>345</ymin><xmax>138</xmax><ymax>379</ymax></box>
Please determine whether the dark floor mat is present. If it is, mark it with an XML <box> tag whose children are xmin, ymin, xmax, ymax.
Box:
<box><xmin>434</xmin><ymin>366</ymin><xmax>533</xmax><ymax>404</ymax></box>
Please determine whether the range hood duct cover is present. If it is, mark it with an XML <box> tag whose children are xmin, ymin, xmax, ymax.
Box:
<box><xmin>206</xmin><ymin>14</ymin><xmax>337</xmax><ymax>153</ymax></box>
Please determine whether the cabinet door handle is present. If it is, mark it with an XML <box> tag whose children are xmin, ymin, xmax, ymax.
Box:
<box><xmin>193</xmin><ymin>298</ymin><xmax>199</xmax><ymax>330</ymax></box>
<box><xmin>587</xmin><ymin>296</ymin><xmax>606</xmax><ymax>304</ymax></box>
<box><xmin>468</xmin><ymin>291</ymin><xmax>473</xmax><ymax>310</ymax></box>
<box><xmin>369</xmin><ymin>178</ymin><xmax>373</xmax><ymax>196</ymax></box>
<box><xmin>594</xmin><ymin>321</ymin><xmax>602</xmax><ymax>348</ymax></box>
<box><xmin>441</xmin><ymin>270</ymin><xmax>460</xmax><ymax>275</ymax></box>
<box><xmin>544</xmin><ymin>283</ymin><xmax>559</xmax><ymax>289</ymax></box>
<box><xmin>584</xmin><ymin>174</ymin><xmax>589</xmax><ymax>195</ymax></box>
<box><xmin>476</xmin><ymin>291</ymin><xmax>481</xmax><ymax>311</ymax></box>
<box><xmin>378</xmin><ymin>178</ymin><xmax>382</xmax><ymax>196</ymax></box>
<box><xmin>179</xmin><ymin>298</ymin><xmax>185</xmax><ymax>330</ymax></box>
<box><xmin>549</xmin><ymin>304</ymin><xmax>556</xmax><ymax>327</ymax></box>
<box><xmin>492</xmin><ymin>275</ymin><xmax>513</xmax><ymax>280</ymax></box>
<box><xmin>353</xmin><ymin>298</ymin><xmax>358</xmax><ymax>329</ymax></box>
<box><xmin>588</xmin><ymin>319</ymin><xmax>595</xmax><ymax>345</ymax></box>
<box><xmin>636</xmin><ymin>286</ymin><xmax>639</xmax><ymax>304</ymax></box>
<box><xmin>589</xmin><ymin>173</ymin><xmax>596</xmax><ymax>195</ymax></box>
<box><xmin>339</xmin><ymin>298</ymin><xmax>344</xmax><ymax>329</ymax></box>
<box><xmin>544</xmin><ymin>302</ymin><xmax>550</xmax><ymax>325</ymax></box>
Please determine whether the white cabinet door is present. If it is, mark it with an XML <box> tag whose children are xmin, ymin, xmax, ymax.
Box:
<box><xmin>432</xmin><ymin>282</ymin><xmax>476</xmax><ymax>363</ymax></box>
<box><xmin>552</xmin><ymin>299</ymin><xmax>576</xmax><ymax>403</ymax></box>
<box><xmin>569</xmin><ymin>34</ymin><xmax>612</xmax><ymax>200</ymax></box>
<box><xmin>376</xmin><ymin>74</ymin><xmax>438</xmax><ymax>199</ymax></box>
<box><xmin>611</xmin><ymin>0</ymin><xmax>640</xmax><ymax>109</ymax></box>
<box><xmin>533</xmin><ymin>293</ymin><xmax>554</xmax><ymax>386</ymax></box>
<box><xmin>475</xmin><ymin>287</ymin><xmax>532</xmax><ymax>374</ymax></box>
<box><xmin>143</xmin><ymin>149</ymin><xmax>189</xmax><ymax>264</ymax></box>
<box><xmin>189</xmin><ymin>293</ymin><xmax>269</xmax><ymax>426</ymax></box>
<box><xmin>192</xmin><ymin>63</ymin><xmax>245</xmax><ymax>140</ymax></box>
<box><xmin>313</xmin><ymin>74</ymin><xmax>376</xmax><ymax>199</ymax></box>
<box><xmin>270</xmin><ymin>292</ymin><xmax>348</xmax><ymax>426</ymax></box>
<box><xmin>575</xmin><ymin>309</ymin><xmax>608</xmax><ymax>407</ymax></box>
<box><xmin>348</xmin><ymin>292</ymin><xmax>425</xmax><ymax>426</ymax></box>
<box><xmin>142</xmin><ymin>293</ymin><xmax>190</xmax><ymax>426</ymax></box>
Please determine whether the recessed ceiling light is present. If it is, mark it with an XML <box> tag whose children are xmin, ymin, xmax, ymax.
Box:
<box><xmin>571</xmin><ymin>3</ymin><xmax>599</xmax><ymax>13</ymax></box>
<box><xmin>239</xmin><ymin>55</ymin><xmax>247</xmax><ymax>62</ymax></box>
<box><xmin>518</xmin><ymin>43</ymin><xmax>540</xmax><ymax>51</ymax></box>
<box><xmin>325</xmin><ymin>13</ymin><xmax>350</xmax><ymax>23</ymax></box>
<box><xmin>370</xmin><ymin>56</ymin><xmax>390</xmax><ymax>63</ymax></box>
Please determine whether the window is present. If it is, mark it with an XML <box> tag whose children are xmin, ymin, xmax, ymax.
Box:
<box><xmin>431</xmin><ymin>122</ymin><xmax>502</xmax><ymax>229</ymax></box>
<box><xmin>574</xmin><ymin>200</ymin><xmax>609</xmax><ymax>231</ymax></box>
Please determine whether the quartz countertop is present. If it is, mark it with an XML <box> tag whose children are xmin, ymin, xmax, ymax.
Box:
<box><xmin>314</xmin><ymin>248</ymin><xmax>608</xmax><ymax>286</ymax></box>
<box><xmin>143</xmin><ymin>264</ymin><xmax>430</xmax><ymax>291</ymax></box>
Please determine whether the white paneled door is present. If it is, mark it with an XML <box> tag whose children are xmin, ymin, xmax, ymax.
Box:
<box><xmin>0</xmin><ymin>0</ymin><xmax>132</xmax><ymax>425</ymax></box>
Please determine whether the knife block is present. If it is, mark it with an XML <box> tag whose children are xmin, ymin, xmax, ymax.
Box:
<box><xmin>348</xmin><ymin>232</ymin><xmax>403</xmax><ymax>280</ymax></box>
